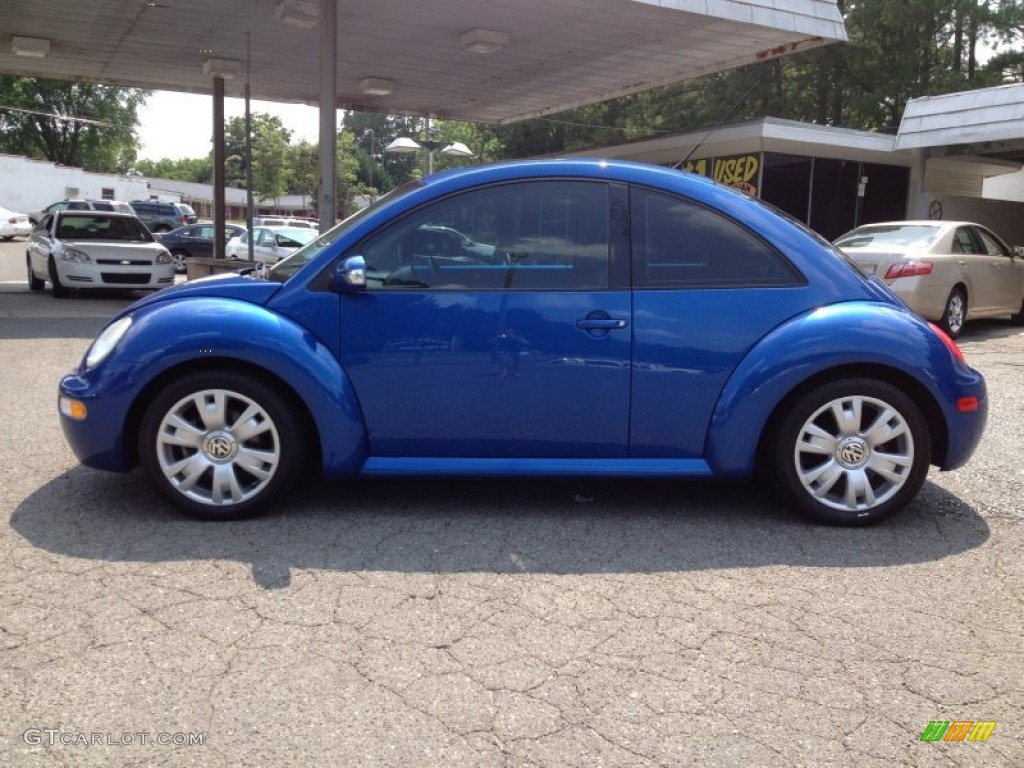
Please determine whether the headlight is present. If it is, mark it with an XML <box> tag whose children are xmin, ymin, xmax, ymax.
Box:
<box><xmin>62</xmin><ymin>247</ymin><xmax>92</xmax><ymax>263</ymax></box>
<box><xmin>156</xmin><ymin>251</ymin><xmax>172</xmax><ymax>264</ymax></box>
<box><xmin>85</xmin><ymin>315</ymin><xmax>133</xmax><ymax>369</ymax></box>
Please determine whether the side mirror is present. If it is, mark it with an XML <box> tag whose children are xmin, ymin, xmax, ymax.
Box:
<box><xmin>332</xmin><ymin>255</ymin><xmax>367</xmax><ymax>293</ymax></box>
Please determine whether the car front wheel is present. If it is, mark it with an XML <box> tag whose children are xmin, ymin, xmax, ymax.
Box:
<box><xmin>940</xmin><ymin>287</ymin><xmax>966</xmax><ymax>338</ymax></box>
<box><xmin>171</xmin><ymin>249</ymin><xmax>189</xmax><ymax>273</ymax></box>
<box><xmin>138</xmin><ymin>371</ymin><xmax>303</xmax><ymax>520</ymax></box>
<box><xmin>48</xmin><ymin>256</ymin><xmax>69</xmax><ymax>298</ymax></box>
<box><xmin>27</xmin><ymin>257</ymin><xmax>44</xmax><ymax>291</ymax></box>
<box><xmin>773</xmin><ymin>379</ymin><xmax>931</xmax><ymax>525</ymax></box>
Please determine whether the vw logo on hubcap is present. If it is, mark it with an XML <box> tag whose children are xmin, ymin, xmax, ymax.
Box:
<box><xmin>202</xmin><ymin>431</ymin><xmax>237</xmax><ymax>463</ymax></box>
<box><xmin>836</xmin><ymin>437</ymin><xmax>869</xmax><ymax>469</ymax></box>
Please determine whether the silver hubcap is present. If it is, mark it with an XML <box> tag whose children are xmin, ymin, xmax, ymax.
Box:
<box><xmin>172</xmin><ymin>253</ymin><xmax>186</xmax><ymax>272</ymax></box>
<box><xmin>947</xmin><ymin>294</ymin><xmax>964</xmax><ymax>333</ymax></box>
<box><xmin>794</xmin><ymin>395</ymin><xmax>914</xmax><ymax>512</ymax></box>
<box><xmin>155</xmin><ymin>389</ymin><xmax>280</xmax><ymax>507</ymax></box>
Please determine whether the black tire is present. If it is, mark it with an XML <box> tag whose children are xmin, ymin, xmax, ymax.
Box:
<box><xmin>27</xmin><ymin>257</ymin><xmax>44</xmax><ymax>291</ymax></box>
<box><xmin>138</xmin><ymin>370</ymin><xmax>304</xmax><ymax>520</ymax></box>
<box><xmin>171</xmin><ymin>249</ymin><xmax>190</xmax><ymax>274</ymax></box>
<box><xmin>1011</xmin><ymin>297</ymin><xmax>1024</xmax><ymax>326</ymax></box>
<box><xmin>939</xmin><ymin>287</ymin><xmax>966</xmax><ymax>338</ymax></box>
<box><xmin>773</xmin><ymin>378</ymin><xmax>931</xmax><ymax>526</ymax></box>
<box><xmin>48</xmin><ymin>256</ymin><xmax>69</xmax><ymax>298</ymax></box>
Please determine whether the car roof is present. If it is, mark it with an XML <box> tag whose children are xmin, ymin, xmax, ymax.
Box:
<box><xmin>56</xmin><ymin>210</ymin><xmax>139</xmax><ymax>218</ymax></box>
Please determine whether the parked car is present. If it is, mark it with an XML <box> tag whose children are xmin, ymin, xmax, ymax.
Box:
<box><xmin>27</xmin><ymin>210</ymin><xmax>174</xmax><ymax>298</ymax></box>
<box><xmin>28</xmin><ymin>199</ymin><xmax>133</xmax><ymax>226</ymax></box>
<box><xmin>224</xmin><ymin>226</ymin><xmax>317</xmax><ymax>264</ymax></box>
<box><xmin>0</xmin><ymin>204</ymin><xmax>32</xmax><ymax>240</ymax></box>
<box><xmin>58</xmin><ymin>160</ymin><xmax>987</xmax><ymax>525</ymax></box>
<box><xmin>252</xmin><ymin>216</ymin><xmax>317</xmax><ymax>229</ymax></box>
<box><xmin>129</xmin><ymin>200</ymin><xmax>198</xmax><ymax>232</ymax></box>
<box><xmin>835</xmin><ymin>220</ymin><xmax>1024</xmax><ymax>337</ymax></box>
<box><xmin>155</xmin><ymin>223</ymin><xmax>246</xmax><ymax>272</ymax></box>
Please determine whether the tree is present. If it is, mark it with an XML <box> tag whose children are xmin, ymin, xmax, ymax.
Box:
<box><xmin>288</xmin><ymin>140</ymin><xmax>318</xmax><ymax>206</ymax></box>
<box><xmin>0</xmin><ymin>76</ymin><xmax>148</xmax><ymax>172</ymax></box>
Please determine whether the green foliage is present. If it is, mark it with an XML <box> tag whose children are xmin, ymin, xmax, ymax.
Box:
<box><xmin>135</xmin><ymin>156</ymin><xmax>212</xmax><ymax>184</ymax></box>
<box><xmin>0</xmin><ymin>76</ymin><xmax>147</xmax><ymax>172</ymax></box>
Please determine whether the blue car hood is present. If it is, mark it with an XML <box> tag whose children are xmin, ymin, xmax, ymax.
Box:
<box><xmin>124</xmin><ymin>273</ymin><xmax>283</xmax><ymax>314</ymax></box>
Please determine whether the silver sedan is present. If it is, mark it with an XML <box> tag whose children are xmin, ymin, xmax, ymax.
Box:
<box><xmin>835</xmin><ymin>220</ymin><xmax>1024</xmax><ymax>337</ymax></box>
<box><xmin>26</xmin><ymin>211</ymin><xmax>174</xmax><ymax>298</ymax></box>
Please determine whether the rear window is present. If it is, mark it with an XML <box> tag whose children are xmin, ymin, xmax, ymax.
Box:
<box><xmin>835</xmin><ymin>224</ymin><xmax>941</xmax><ymax>249</ymax></box>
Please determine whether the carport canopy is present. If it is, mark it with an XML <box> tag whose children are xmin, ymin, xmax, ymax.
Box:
<box><xmin>1</xmin><ymin>0</ymin><xmax>846</xmax><ymax>233</ymax></box>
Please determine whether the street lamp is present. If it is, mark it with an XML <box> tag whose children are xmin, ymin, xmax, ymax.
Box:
<box><xmin>384</xmin><ymin>119</ymin><xmax>474</xmax><ymax>175</ymax></box>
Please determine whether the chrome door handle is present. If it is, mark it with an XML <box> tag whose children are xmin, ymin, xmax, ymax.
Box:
<box><xmin>576</xmin><ymin>318</ymin><xmax>626</xmax><ymax>330</ymax></box>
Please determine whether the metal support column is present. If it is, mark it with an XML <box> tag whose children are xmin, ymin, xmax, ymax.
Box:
<box><xmin>318</xmin><ymin>0</ymin><xmax>338</xmax><ymax>231</ymax></box>
<box><xmin>213</xmin><ymin>76</ymin><xmax>226</xmax><ymax>258</ymax></box>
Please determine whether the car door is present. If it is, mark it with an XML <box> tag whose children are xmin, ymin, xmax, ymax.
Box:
<box><xmin>971</xmin><ymin>226</ymin><xmax>1022</xmax><ymax>313</ymax></box>
<box><xmin>27</xmin><ymin>214</ymin><xmax>57</xmax><ymax>275</ymax></box>
<box><xmin>254</xmin><ymin>229</ymin><xmax>279</xmax><ymax>263</ymax></box>
<box><xmin>628</xmin><ymin>186</ymin><xmax>807</xmax><ymax>458</ymax></box>
<box><xmin>338</xmin><ymin>179</ymin><xmax>631</xmax><ymax>458</ymax></box>
<box><xmin>952</xmin><ymin>226</ymin><xmax>999</xmax><ymax>314</ymax></box>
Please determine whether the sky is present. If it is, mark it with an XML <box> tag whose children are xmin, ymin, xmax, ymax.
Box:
<box><xmin>136</xmin><ymin>90</ymin><xmax>329</xmax><ymax>161</ymax></box>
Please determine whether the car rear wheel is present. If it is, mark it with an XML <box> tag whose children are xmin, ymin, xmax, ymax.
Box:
<box><xmin>27</xmin><ymin>257</ymin><xmax>44</xmax><ymax>291</ymax></box>
<box><xmin>1011</xmin><ymin>297</ymin><xmax>1024</xmax><ymax>325</ymax></box>
<box><xmin>138</xmin><ymin>371</ymin><xmax>304</xmax><ymax>520</ymax></box>
<box><xmin>773</xmin><ymin>379</ymin><xmax>930</xmax><ymax>526</ymax></box>
<box><xmin>940</xmin><ymin>287</ymin><xmax>966</xmax><ymax>338</ymax></box>
<box><xmin>170</xmin><ymin>249</ymin><xmax>189</xmax><ymax>273</ymax></box>
<box><xmin>48</xmin><ymin>256</ymin><xmax>69</xmax><ymax>298</ymax></box>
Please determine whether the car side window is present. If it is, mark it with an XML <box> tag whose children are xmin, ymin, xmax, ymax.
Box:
<box><xmin>972</xmin><ymin>227</ymin><xmax>1009</xmax><ymax>257</ymax></box>
<box><xmin>631</xmin><ymin>187</ymin><xmax>798</xmax><ymax>287</ymax></box>
<box><xmin>258</xmin><ymin>230</ymin><xmax>276</xmax><ymax>246</ymax></box>
<box><xmin>952</xmin><ymin>228</ymin><xmax>978</xmax><ymax>254</ymax></box>
<box><xmin>358</xmin><ymin>181</ymin><xmax>610</xmax><ymax>291</ymax></box>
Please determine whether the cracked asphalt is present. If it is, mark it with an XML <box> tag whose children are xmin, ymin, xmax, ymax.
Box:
<box><xmin>1</xmin><ymin>239</ymin><xmax>1022</xmax><ymax>767</ymax></box>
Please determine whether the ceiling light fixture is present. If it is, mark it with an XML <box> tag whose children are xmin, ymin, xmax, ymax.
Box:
<box><xmin>460</xmin><ymin>28</ymin><xmax>508</xmax><ymax>54</ymax></box>
<box><xmin>203</xmin><ymin>58</ymin><xmax>241</xmax><ymax>79</ymax></box>
<box><xmin>11</xmin><ymin>36</ymin><xmax>50</xmax><ymax>58</ymax></box>
<box><xmin>359</xmin><ymin>77</ymin><xmax>394</xmax><ymax>97</ymax></box>
<box><xmin>274</xmin><ymin>0</ymin><xmax>318</xmax><ymax>28</ymax></box>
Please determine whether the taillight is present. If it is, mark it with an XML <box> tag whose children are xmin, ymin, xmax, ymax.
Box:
<box><xmin>885</xmin><ymin>260</ymin><xmax>933</xmax><ymax>279</ymax></box>
<box><xmin>928</xmin><ymin>322</ymin><xmax>965</xmax><ymax>363</ymax></box>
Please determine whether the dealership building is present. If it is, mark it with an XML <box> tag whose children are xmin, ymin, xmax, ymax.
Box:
<box><xmin>567</xmin><ymin>83</ymin><xmax>1024</xmax><ymax>243</ymax></box>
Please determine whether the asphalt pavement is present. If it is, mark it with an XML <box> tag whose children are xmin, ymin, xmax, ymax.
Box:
<box><xmin>1</xmin><ymin>237</ymin><xmax>1022</xmax><ymax>767</ymax></box>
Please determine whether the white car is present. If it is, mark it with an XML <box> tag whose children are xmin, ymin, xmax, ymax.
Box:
<box><xmin>0</xmin><ymin>204</ymin><xmax>32</xmax><ymax>240</ymax></box>
<box><xmin>835</xmin><ymin>220</ymin><xmax>1024</xmax><ymax>337</ymax></box>
<box><xmin>225</xmin><ymin>226</ymin><xmax>317</xmax><ymax>265</ymax></box>
<box><xmin>26</xmin><ymin>211</ymin><xmax>175</xmax><ymax>298</ymax></box>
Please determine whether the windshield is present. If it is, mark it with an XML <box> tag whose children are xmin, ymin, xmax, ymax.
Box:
<box><xmin>56</xmin><ymin>214</ymin><xmax>154</xmax><ymax>242</ymax></box>
<box><xmin>266</xmin><ymin>181</ymin><xmax>422</xmax><ymax>283</ymax></box>
<box><xmin>835</xmin><ymin>224</ymin><xmax>940</xmax><ymax>250</ymax></box>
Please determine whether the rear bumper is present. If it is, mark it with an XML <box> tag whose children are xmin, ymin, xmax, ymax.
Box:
<box><xmin>938</xmin><ymin>365</ymin><xmax>987</xmax><ymax>471</ymax></box>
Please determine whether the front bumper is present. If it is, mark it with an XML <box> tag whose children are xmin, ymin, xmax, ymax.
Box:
<box><xmin>58</xmin><ymin>365</ymin><xmax>135</xmax><ymax>472</ymax></box>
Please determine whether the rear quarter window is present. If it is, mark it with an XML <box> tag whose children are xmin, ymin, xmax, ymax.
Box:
<box><xmin>630</xmin><ymin>186</ymin><xmax>800</xmax><ymax>288</ymax></box>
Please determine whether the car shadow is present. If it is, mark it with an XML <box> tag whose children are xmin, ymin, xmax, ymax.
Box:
<box><xmin>10</xmin><ymin>469</ymin><xmax>989</xmax><ymax>589</ymax></box>
<box><xmin>957</xmin><ymin>317</ymin><xmax>1024</xmax><ymax>342</ymax></box>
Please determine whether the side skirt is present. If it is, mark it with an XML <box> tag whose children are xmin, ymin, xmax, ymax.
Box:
<box><xmin>360</xmin><ymin>457</ymin><xmax>714</xmax><ymax>478</ymax></box>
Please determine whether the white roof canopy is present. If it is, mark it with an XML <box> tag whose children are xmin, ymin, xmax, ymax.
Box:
<box><xmin>896</xmin><ymin>84</ymin><xmax>1024</xmax><ymax>163</ymax></box>
<box><xmin>1</xmin><ymin>0</ymin><xmax>846</xmax><ymax>124</ymax></box>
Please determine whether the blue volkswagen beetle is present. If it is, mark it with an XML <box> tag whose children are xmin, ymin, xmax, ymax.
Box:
<box><xmin>58</xmin><ymin>160</ymin><xmax>987</xmax><ymax>524</ymax></box>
